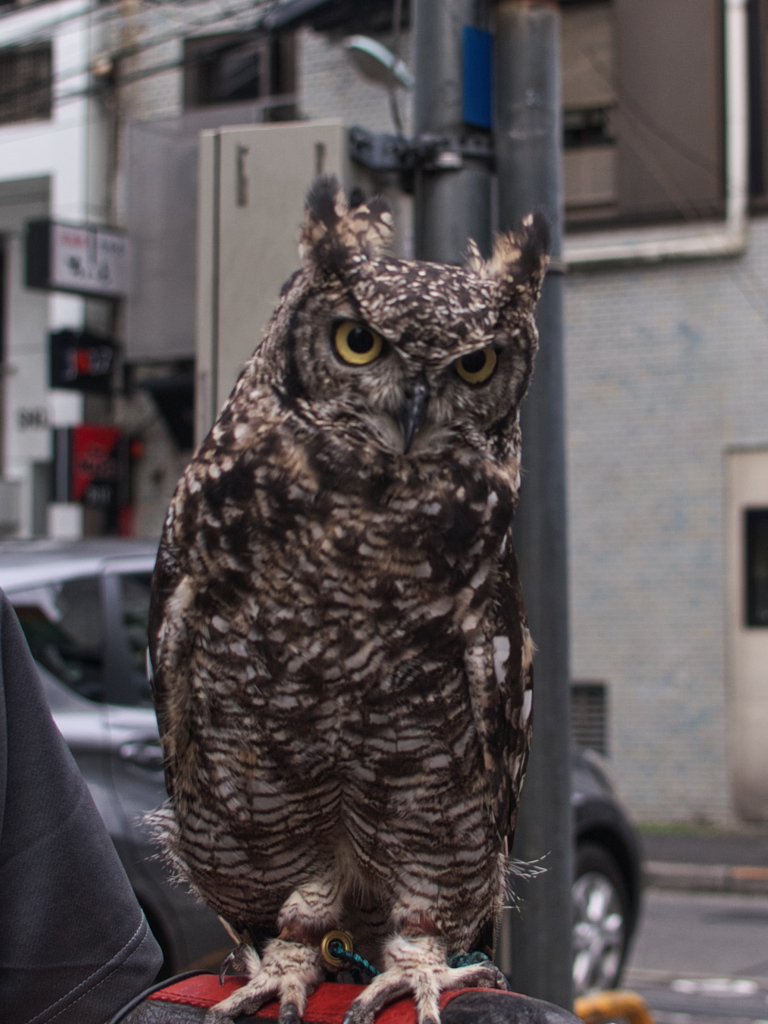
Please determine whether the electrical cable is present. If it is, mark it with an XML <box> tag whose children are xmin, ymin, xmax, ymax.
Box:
<box><xmin>0</xmin><ymin>0</ymin><xmax>277</xmax><ymax>95</ymax></box>
<box><xmin>576</xmin><ymin>37</ymin><xmax>720</xmax><ymax>178</ymax></box>
<box><xmin>0</xmin><ymin>1</ymin><xmax>754</xmax><ymax>234</ymax></box>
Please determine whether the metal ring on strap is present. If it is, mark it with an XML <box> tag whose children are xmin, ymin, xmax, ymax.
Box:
<box><xmin>320</xmin><ymin>930</ymin><xmax>355</xmax><ymax>969</ymax></box>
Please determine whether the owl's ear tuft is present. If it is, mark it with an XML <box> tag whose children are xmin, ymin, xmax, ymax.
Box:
<box><xmin>484</xmin><ymin>211</ymin><xmax>551</xmax><ymax>309</ymax></box>
<box><xmin>299</xmin><ymin>176</ymin><xmax>344</xmax><ymax>259</ymax></box>
<box><xmin>465</xmin><ymin>238</ymin><xmax>485</xmax><ymax>276</ymax></box>
<box><xmin>299</xmin><ymin>176</ymin><xmax>394</xmax><ymax>269</ymax></box>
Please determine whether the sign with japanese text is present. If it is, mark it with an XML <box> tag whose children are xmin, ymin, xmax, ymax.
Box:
<box><xmin>26</xmin><ymin>220</ymin><xmax>130</xmax><ymax>299</ymax></box>
<box><xmin>50</xmin><ymin>329</ymin><xmax>115</xmax><ymax>392</ymax></box>
<box><xmin>53</xmin><ymin>425</ymin><xmax>124</xmax><ymax>507</ymax></box>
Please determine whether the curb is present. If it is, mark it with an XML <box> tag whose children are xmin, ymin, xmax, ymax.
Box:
<box><xmin>645</xmin><ymin>860</ymin><xmax>768</xmax><ymax>893</ymax></box>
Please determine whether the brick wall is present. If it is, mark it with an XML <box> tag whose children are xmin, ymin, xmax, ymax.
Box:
<box><xmin>298</xmin><ymin>26</ymin><xmax>413</xmax><ymax>136</ymax></box>
<box><xmin>564</xmin><ymin>217</ymin><xmax>768</xmax><ymax>822</ymax></box>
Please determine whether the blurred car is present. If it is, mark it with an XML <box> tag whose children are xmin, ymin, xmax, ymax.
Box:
<box><xmin>0</xmin><ymin>539</ymin><xmax>231</xmax><ymax>977</ymax></box>
<box><xmin>571</xmin><ymin>747</ymin><xmax>643</xmax><ymax>995</ymax></box>
<box><xmin>0</xmin><ymin>538</ymin><xmax>641</xmax><ymax>990</ymax></box>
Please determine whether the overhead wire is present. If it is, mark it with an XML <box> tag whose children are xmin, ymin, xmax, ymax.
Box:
<box><xmin>5</xmin><ymin>33</ymin><xmax>282</xmax><ymax>110</ymax></box>
<box><xmin>576</xmin><ymin>38</ymin><xmax>721</xmax><ymax>195</ymax></box>
<box><xmin>0</xmin><ymin>3</ymin><xmax>741</xmax><ymax>226</ymax></box>
<box><xmin>0</xmin><ymin>0</ymin><xmax>251</xmax><ymax>32</ymax></box>
<box><xmin>5</xmin><ymin>2</ymin><xmax>768</xmax><ymax>338</ymax></box>
<box><xmin>565</xmin><ymin>29</ymin><xmax>768</xmax><ymax>328</ymax></box>
<box><xmin>3</xmin><ymin>0</ymin><xmax>763</xmax><ymax>260</ymax></box>
<box><xmin>0</xmin><ymin>0</ymin><xmax>279</xmax><ymax>113</ymax></box>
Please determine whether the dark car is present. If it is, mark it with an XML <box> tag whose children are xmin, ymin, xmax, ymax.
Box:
<box><xmin>571</xmin><ymin>748</ymin><xmax>643</xmax><ymax>995</ymax></box>
<box><xmin>0</xmin><ymin>539</ymin><xmax>641</xmax><ymax>990</ymax></box>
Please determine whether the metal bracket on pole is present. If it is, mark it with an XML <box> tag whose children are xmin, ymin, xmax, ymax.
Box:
<box><xmin>348</xmin><ymin>127</ymin><xmax>414</xmax><ymax>172</ymax></box>
<box><xmin>348</xmin><ymin>125</ymin><xmax>494</xmax><ymax>174</ymax></box>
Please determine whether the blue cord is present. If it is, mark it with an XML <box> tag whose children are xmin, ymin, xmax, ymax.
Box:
<box><xmin>327</xmin><ymin>938</ymin><xmax>382</xmax><ymax>981</ymax></box>
<box><xmin>448</xmin><ymin>951</ymin><xmax>491</xmax><ymax>969</ymax></box>
<box><xmin>324</xmin><ymin>941</ymin><xmax>490</xmax><ymax>983</ymax></box>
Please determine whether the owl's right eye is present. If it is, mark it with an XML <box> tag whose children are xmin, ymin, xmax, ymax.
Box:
<box><xmin>333</xmin><ymin>321</ymin><xmax>384</xmax><ymax>366</ymax></box>
<box><xmin>455</xmin><ymin>346</ymin><xmax>498</xmax><ymax>385</ymax></box>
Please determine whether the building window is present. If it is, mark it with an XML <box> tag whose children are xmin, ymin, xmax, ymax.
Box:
<box><xmin>0</xmin><ymin>43</ymin><xmax>52</xmax><ymax>126</ymax></box>
<box><xmin>562</xmin><ymin>0</ymin><xmax>724</xmax><ymax>229</ymax></box>
<box><xmin>562</xmin><ymin>1</ymin><xmax>617</xmax><ymax>222</ymax></box>
<box><xmin>746</xmin><ymin>509</ymin><xmax>768</xmax><ymax>626</ymax></box>
<box><xmin>120</xmin><ymin>572</ymin><xmax>153</xmax><ymax>704</ymax></box>
<box><xmin>571</xmin><ymin>681</ymin><xmax>609</xmax><ymax>756</ymax></box>
<box><xmin>10</xmin><ymin>577</ymin><xmax>106</xmax><ymax>702</ymax></box>
<box><xmin>184</xmin><ymin>31</ymin><xmax>295</xmax><ymax>116</ymax></box>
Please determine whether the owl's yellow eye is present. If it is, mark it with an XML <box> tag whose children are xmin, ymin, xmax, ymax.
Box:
<box><xmin>333</xmin><ymin>321</ymin><xmax>383</xmax><ymax>366</ymax></box>
<box><xmin>455</xmin><ymin>347</ymin><xmax>498</xmax><ymax>385</ymax></box>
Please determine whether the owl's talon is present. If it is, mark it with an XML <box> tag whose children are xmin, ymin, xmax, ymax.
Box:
<box><xmin>219</xmin><ymin>950</ymin><xmax>236</xmax><ymax>985</ymax></box>
<box><xmin>279</xmin><ymin>1001</ymin><xmax>301</xmax><ymax>1024</ymax></box>
<box><xmin>204</xmin><ymin>1012</ymin><xmax>235</xmax><ymax>1024</ymax></box>
<box><xmin>481</xmin><ymin>964</ymin><xmax>509</xmax><ymax>990</ymax></box>
<box><xmin>342</xmin><ymin>1007</ymin><xmax>373</xmax><ymax>1024</ymax></box>
<box><xmin>456</xmin><ymin>964</ymin><xmax>508</xmax><ymax>991</ymax></box>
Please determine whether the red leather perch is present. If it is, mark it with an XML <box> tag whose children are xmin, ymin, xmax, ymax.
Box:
<box><xmin>149</xmin><ymin>978</ymin><xmax>511</xmax><ymax>1024</ymax></box>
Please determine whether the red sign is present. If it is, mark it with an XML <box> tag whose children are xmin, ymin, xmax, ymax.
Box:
<box><xmin>69</xmin><ymin>425</ymin><xmax>123</xmax><ymax>504</ymax></box>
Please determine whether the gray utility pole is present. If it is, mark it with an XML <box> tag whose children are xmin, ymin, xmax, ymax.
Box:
<box><xmin>493</xmin><ymin>0</ymin><xmax>574</xmax><ymax>1011</ymax></box>
<box><xmin>413</xmin><ymin>0</ymin><xmax>492</xmax><ymax>262</ymax></box>
<box><xmin>412</xmin><ymin>0</ymin><xmax>572</xmax><ymax>1007</ymax></box>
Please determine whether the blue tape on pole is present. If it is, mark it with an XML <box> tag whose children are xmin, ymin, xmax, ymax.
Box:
<box><xmin>463</xmin><ymin>26</ymin><xmax>493</xmax><ymax>129</ymax></box>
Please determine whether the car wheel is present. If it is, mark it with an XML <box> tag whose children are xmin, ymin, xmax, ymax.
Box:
<box><xmin>572</xmin><ymin>841</ymin><xmax>630</xmax><ymax>997</ymax></box>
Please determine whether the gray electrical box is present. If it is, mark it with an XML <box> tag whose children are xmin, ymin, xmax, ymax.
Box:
<box><xmin>196</xmin><ymin>120</ymin><xmax>411</xmax><ymax>444</ymax></box>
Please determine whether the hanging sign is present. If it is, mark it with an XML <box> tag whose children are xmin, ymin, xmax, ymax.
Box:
<box><xmin>49</xmin><ymin>329</ymin><xmax>116</xmax><ymax>392</ymax></box>
<box><xmin>53</xmin><ymin>425</ymin><xmax>124</xmax><ymax>507</ymax></box>
<box><xmin>26</xmin><ymin>220</ymin><xmax>130</xmax><ymax>298</ymax></box>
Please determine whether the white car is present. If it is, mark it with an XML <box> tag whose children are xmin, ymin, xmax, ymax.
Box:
<box><xmin>0</xmin><ymin>538</ymin><xmax>230</xmax><ymax>977</ymax></box>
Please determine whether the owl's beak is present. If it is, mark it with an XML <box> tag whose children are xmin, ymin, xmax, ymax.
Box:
<box><xmin>398</xmin><ymin>376</ymin><xmax>430</xmax><ymax>454</ymax></box>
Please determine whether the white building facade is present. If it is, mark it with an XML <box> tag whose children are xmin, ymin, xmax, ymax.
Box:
<box><xmin>0</xmin><ymin>0</ymin><xmax>113</xmax><ymax>538</ymax></box>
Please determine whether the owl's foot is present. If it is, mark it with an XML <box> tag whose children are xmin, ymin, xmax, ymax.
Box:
<box><xmin>205</xmin><ymin>938</ymin><xmax>323</xmax><ymax>1024</ymax></box>
<box><xmin>342</xmin><ymin>934</ymin><xmax>507</xmax><ymax>1024</ymax></box>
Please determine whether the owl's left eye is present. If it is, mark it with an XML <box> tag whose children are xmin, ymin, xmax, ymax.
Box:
<box><xmin>333</xmin><ymin>321</ymin><xmax>384</xmax><ymax>366</ymax></box>
<box><xmin>455</xmin><ymin>347</ymin><xmax>498</xmax><ymax>385</ymax></box>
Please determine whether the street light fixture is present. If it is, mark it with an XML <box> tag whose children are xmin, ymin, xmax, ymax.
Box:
<box><xmin>343</xmin><ymin>35</ymin><xmax>414</xmax><ymax>90</ymax></box>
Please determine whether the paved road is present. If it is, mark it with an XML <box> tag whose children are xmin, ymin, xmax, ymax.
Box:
<box><xmin>624</xmin><ymin>889</ymin><xmax>768</xmax><ymax>1024</ymax></box>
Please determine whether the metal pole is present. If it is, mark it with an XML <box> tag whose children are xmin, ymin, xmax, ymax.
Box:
<box><xmin>493</xmin><ymin>0</ymin><xmax>574</xmax><ymax>1010</ymax></box>
<box><xmin>413</xmin><ymin>0</ymin><xmax>492</xmax><ymax>262</ymax></box>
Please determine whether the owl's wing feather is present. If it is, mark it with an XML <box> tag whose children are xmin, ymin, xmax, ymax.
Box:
<box><xmin>463</xmin><ymin>537</ymin><xmax>533</xmax><ymax>840</ymax></box>
<box><xmin>148</xmin><ymin>491</ymin><xmax>209</xmax><ymax>799</ymax></box>
<box><xmin>148</xmin><ymin>537</ymin><xmax>183</xmax><ymax>797</ymax></box>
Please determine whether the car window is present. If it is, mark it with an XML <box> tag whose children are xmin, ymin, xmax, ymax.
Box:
<box><xmin>35</xmin><ymin>660</ymin><xmax>97</xmax><ymax>713</ymax></box>
<box><xmin>10</xmin><ymin>576</ymin><xmax>106</xmax><ymax>702</ymax></box>
<box><xmin>120</xmin><ymin>572</ymin><xmax>153</xmax><ymax>705</ymax></box>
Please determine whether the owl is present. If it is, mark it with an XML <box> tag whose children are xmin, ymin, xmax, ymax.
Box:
<box><xmin>148</xmin><ymin>177</ymin><xmax>548</xmax><ymax>1024</ymax></box>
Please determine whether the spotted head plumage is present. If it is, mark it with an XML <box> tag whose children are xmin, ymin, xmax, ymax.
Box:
<box><xmin>149</xmin><ymin>177</ymin><xmax>548</xmax><ymax>1024</ymax></box>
